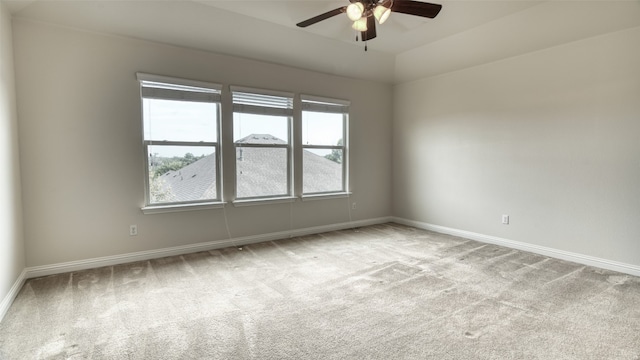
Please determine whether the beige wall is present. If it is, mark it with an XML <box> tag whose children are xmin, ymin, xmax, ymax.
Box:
<box><xmin>0</xmin><ymin>2</ymin><xmax>26</xmax><ymax>306</ymax></box>
<box><xmin>10</xmin><ymin>8</ymin><xmax>640</xmax><ymax>273</ymax></box>
<box><xmin>13</xmin><ymin>19</ymin><xmax>393</xmax><ymax>267</ymax></box>
<box><xmin>393</xmin><ymin>26</ymin><xmax>640</xmax><ymax>266</ymax></box>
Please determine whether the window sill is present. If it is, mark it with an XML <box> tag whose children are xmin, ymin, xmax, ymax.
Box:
<box><xmin>232</xmin><ymin>196</ymin><xmax>297</xmax><ymax>207</ymax></box>
<box><xmin>301</xmin><ymin>192</ymin><xmax>352</xmax><ymax>201</ymax></box>
<box><xmin>142</xmin><ymin>201</ymin><xmax>226</xmax><ymax>214</ymax></box>
<box><xmin>141</xmin><ymin>193</ymin><xmax>351</xmax><ymax>213</ymax></box>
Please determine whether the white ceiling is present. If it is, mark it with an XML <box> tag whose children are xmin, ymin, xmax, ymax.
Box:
<box><xmin>5</xmin><ymin>0</ymin><xmax>640</xmax><ymax>83</ymax></box>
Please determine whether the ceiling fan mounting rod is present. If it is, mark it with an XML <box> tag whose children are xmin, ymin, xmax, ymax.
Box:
<box><xmin>363</xmin><ymin>0</ymin><xmax>393</xmax><ymax>14</ymax></box>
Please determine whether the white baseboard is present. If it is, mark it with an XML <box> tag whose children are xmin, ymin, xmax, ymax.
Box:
<box><xmin>0</xmin><ymin>217</ymin><xmax>390</xmax><ymax>323</ymax></box>
<box><xmin>10</xmin><ymin>215</ymin><xmax>634</xmax><ymax>324</ymax></box>
<box><xmin>0</xmin><ymin>269</ymin><xmax>27</xmax><ymax>323</ymax></box>
<box><xmin>24</xmin><ymin>216</ymin><xmax>393</xmax><ymax>279</ymax></box>
<box><xmin>392</xmin><ymin>217</ymin><xmax>640</xmax><ymax>277</ymax></box>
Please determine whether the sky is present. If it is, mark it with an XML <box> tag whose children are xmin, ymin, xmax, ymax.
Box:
<box><xmin>143</xmin><ymin>98</ymin><xmax>344</xmax><ymax>158</ymax></box>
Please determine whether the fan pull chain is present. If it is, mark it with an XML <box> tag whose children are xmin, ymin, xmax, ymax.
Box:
<box><xmin>365</xmin><ymin>41</ymin><xmax>368</xmax><ymax>51</ymax></box>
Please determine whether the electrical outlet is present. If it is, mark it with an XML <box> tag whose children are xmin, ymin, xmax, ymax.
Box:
<box><xmin>501</xmin><ymin>215</ymin><xmax>509</xmax><ymax>225</ymax></box>
<box><xmin>129</xmin><ymin>225</ymin><xmax>138</xmax><ymax>236</ymax></box>
<box><xmin>352</xmin><ymin>202</ymin><xmax>357</xmax><ymax>210</ymax></box>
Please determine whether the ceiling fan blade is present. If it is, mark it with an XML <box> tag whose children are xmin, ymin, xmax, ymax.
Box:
<box><xmin>361</xmin><ymin>16</ymin><xmax>377</xmax><ymax>41</ymax></box>
<box><xmin>296</xmin><ymin>6</ymin><xmax>347</xmax><ymax>27</ymax></box>
<box><xmin>391</xmin><ymin>0</ymin><xmax>442</xmax><ymax>19</ymax></box>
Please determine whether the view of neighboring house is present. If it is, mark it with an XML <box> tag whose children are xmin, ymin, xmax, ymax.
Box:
<box><xmin>153</xmin><ymin>134</ymin><xmax>342</xmax><ymax>202</ymax></box>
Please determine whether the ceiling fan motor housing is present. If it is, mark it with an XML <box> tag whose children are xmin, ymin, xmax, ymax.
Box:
<box><xmin>296</xmin><ymin>0</ymin><xmax>442</xmax><ymax>45</ymax></box>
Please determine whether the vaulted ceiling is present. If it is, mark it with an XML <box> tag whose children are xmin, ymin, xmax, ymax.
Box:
<box><xmin>5</xmin><ymin>0</ymin><xmax>640</xmax><ymax>83</ymax></box>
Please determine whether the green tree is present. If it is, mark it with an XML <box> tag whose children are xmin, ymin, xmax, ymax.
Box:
<box><xmin>154</xmin><ymin>160</ymin><xmax>185</xmax><ymax>178</ymax></box>
<box><xmin>325</xmin><ymin>139</ymin><xmax>343</xmax><ymax>164</ymax></box>
<box><xmin>183</xmin><ymin>152</ymin><xmax>197</xmax><ymax>163</ymax></box>
<box><xmin>153</xmin><ymin>152</ymin><xmax>204</xmax><ymax>178</ymax></box>
<box><xmin>149</xmin><ymin>176</ymin><xmax>175</xmax><ymax>203</ymax></box>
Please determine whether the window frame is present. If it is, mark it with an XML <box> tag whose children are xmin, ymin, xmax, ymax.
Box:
<box><xmin>137</xmin><ymin>73</ymin><xmax>223</xmax><ymax>211</ymax></box>
<box><xmin>301</xmin><ymin>95</ymin><xmax>350</xmax><ymax>196</ymax></box>
<box><xmin>135</xmin><ymin>74</ymin><xmax>352</xmax><ymax>213</ymax></box>
<box><xmin>231</xmin><ymin>86</ymin><xmax>294</xmax><ymax>202</ymax></box>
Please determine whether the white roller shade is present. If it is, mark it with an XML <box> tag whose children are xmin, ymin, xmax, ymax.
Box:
<box><xmin>137</xmin><ymin>72</ymin><xmax>221</xmax><ymax>103</ymax></box>
<box><xmin>301</xmin><ymin>95</ymin><xmax>350</xmax><ymax>114</ymax></box>
<box><xmin>232</xmin><ymin>87</ymin><xmax>293</xmax><ymax>116</ymax></box>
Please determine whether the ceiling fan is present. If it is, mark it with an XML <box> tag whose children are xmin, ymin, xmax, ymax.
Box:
<box><xmin>296</xmin><ymin>0</ymin><xmax>442</xmax><ymax>50</ymax></box>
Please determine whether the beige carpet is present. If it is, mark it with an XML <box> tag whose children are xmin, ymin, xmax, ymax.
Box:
<box><xmin>1</xmin><ymin>223</ymin><xmax>639</xmax><ymax>359</ymax></box>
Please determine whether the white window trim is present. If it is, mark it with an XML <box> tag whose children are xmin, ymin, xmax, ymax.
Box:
<box><xmin>301</xmin><ymin>192</ymin><xmax>352</xmax><ymax>201</ymax></box>
<box><xmin>232</xmin><ymin>87</ymin><xmax>294</xmax><ymax>201</ymax></box>
<box><xmin>139</xmin><ymin>73</ymin><xmax>223</xmax><ymax>208</ymax></box>
<box><xmin>232</xmin><ymin>196</ymin><xmax>297</xmax><ymax>207</ymax></box>
<box><xmin>136</xmin><ymin>75</ymin><xmax>352</xmax><ymax>213</ymax></box>
<box><xmin>301</xmin><ymin>95</ymin><xmax>350</xmax><ymax>196</ymax></box>
<box><xmin>142</xmin><ymin>201</ymin><xmax>226</xmax><ymax>215</ymax></box>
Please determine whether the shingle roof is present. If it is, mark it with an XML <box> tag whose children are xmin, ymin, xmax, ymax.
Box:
<box><xmin>236</xmin><ymin>134</ymin><xmax>286</xmax><ymax>145</ymax></box>
<box><xmin>152</xmin><ymin>134</ymin><xmax>342</xmax><ymax>202</ymax></box>
<box><xmin>302</xmin><ymin>149</ymin><xmax>343</xmax><ymax>194</ymax></box>
<box><xmin>155</xmin><ymin>154</ymin><xmax>217</xmax><ymax>202</ymax></box>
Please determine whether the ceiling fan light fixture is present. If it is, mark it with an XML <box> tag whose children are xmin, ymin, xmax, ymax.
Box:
<box><xmin>373</xmin><ymin>5</ymin><xmax>391</xmax><ymax>24</ymax></box>
<box><xmin>352</xmin><ymin>17</ymin><xmax>368</xmax><ymax>31</ymax></box>
<box><xmin>346</xmin><ymin>2</ymin><xmax>365</xmax><ymax>21</ymax></box>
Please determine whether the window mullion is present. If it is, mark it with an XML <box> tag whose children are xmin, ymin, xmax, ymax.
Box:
<box><xmin>139</xmin><ymin>76</ymin><xmax>349</xmax><ymax>210</ymax></box>
<box><xmin>302</xmin><ymin>145</ymin><xmax>343</xmax><ymax>150</ymax></box>
<box><xmin>235</xmin><ymin>143</ymin><xmax>289</xmax><ymax>148</ymax></box>
<box><xmin>144</xmin><ymin>140</ymin><xmax>217</xmax><ymax>147</ymax></box>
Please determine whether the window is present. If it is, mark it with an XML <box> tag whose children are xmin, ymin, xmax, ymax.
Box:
<box><xmin>301</xmin><ymin>96</ymin><xmax>349</xmax><ymax>195</ymax></box>
<box><xmin>138</xmin><ymin>73</ymin><xmax>222</xmax><ymax>207</ymax></box>
<box><xmin>137</xmin><ymin>74</ymin><xmax>350</xmax><ymax>211</ymax></box>
<box><xmin>232</xmin><ymin>87</ymin><xmax>293</xmax><ymax>200</ymax></box>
